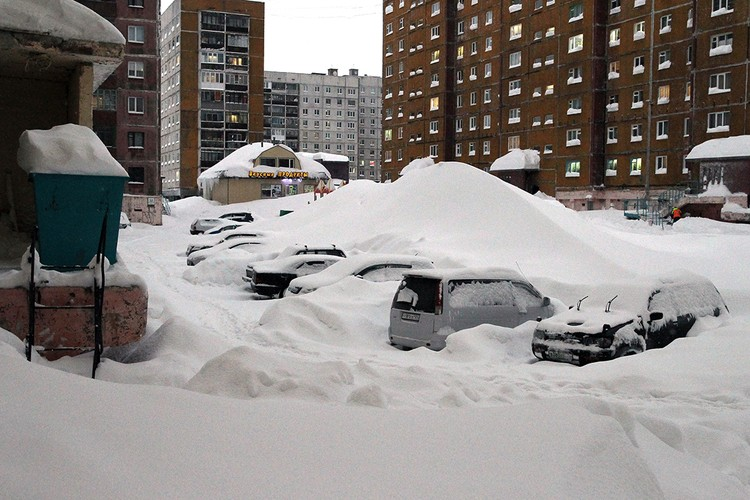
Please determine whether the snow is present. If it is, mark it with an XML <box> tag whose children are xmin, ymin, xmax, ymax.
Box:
<box><xmin>2</xmin><ymin>163</ymin><xmax>750</xmax><ymax>497</ymax></box>
<box><xmin>198</xmin><ymin>142</ymin><xmax>329</xmax><ymax>180</ymax></box>
<box><xmin>687</xmin><ymin>135</ymin><xmax>750</xmax><ymax>160</ymax></box>
<box><xmin>0</xmin><ymin>0</ymin><xmax>124</xmax><ymax>45</ymax></box>
<box><xmin>17</xmin><ymin>124</ymin><xmax>128</xmax><ymax>177</ymax></box>
<box><xmin>399</xmin><ymin>156</ymin><xmax>434</xmax><ymax>176</ymax></box>
<box><xmin>489</xmin><ymin>149</ymin><xmax>540</xmax><ymax>171</ymax></box>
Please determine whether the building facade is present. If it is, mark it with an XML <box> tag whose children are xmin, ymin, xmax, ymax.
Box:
<box><xmin>160</xmin><ymin>0</ymin><xmax>264</xmax><ymax>199</ymax></box>
<box><xmin>75</xmin><ymin>0</ymin><xmax>161</xmax><ymax>196</ymax></box>
<box><xmin>264</xmin><ymin>69</ymin><xmax>383</xmax><ymax>181</ymax></box>
<box><xmin>382</xmin><ymin>0</ymin><xmax>750</xmax><ymax>209</ymax></box>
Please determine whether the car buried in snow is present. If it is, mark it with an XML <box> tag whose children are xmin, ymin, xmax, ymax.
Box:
<box><xmin>531</xmin><ymin>272</ymin><xmax>729</xmax><ymax>365</ymax></box>
<box><xmin>388</xmin><ymin>267</ymin><xmax>556</xmax><ymax>351</ymax></box>
<box><xmin>286</xmin><ymin>254</ymin><xmax>435</xmax><ymax>296</ymax></box>
<box><xmin>186</xmin><ymin>230</ymin><xmax>270</xmax><ymax>256</ymax></box>
<box><xmin>189</xmin><ymin>217</ymin><xmax>225</xmax><ymax>235</ymax></box>
<box><xmin>186</xmin><ymin>237</ymin><xmax>268</xmax><ymax>266</ymax></box>
<box><xmin>243</xmin><ymin>254</ymin><xmax>346</xmax><ymax>297</ymax></box>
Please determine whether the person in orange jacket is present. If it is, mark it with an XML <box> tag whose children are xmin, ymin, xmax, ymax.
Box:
<box><xmin>671</xmin><ymin>206</ymin><xmax>682</xmax><ymax>222</ymax></box>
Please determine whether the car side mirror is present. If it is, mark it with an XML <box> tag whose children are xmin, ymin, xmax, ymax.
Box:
<box><xmin>649</xmin><ymin>312</ymin><xmax>664</xmax><ymax>322</ymax></box>
<box><xmin>542</xmin><ymin>297</ymin><xmax>551</xmax><ymax>307</ymax></box>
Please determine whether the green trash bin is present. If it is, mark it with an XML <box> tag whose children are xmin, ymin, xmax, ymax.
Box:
<box><xmin>31</xmin><ymin>173</ymin><xmax>128</xmax><ymax>267</ymax></box>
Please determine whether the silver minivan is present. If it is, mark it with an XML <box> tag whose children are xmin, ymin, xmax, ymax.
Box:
<box><xmin>388</xmin><ymin>268</ymin><xmax>555</xmax><ymax>350</ymax></box>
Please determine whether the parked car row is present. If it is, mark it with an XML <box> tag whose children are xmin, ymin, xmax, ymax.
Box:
<box><xmin>189</xmin><ymin>211</ymin><xmax>254</xmax><ymax>234</ymax></box>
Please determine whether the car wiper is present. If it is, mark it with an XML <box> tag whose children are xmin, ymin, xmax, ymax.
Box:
<box><xmin>605</xmin><ymin>295</ymin><xmax>618</xmax><ymax>313</ymax></box>
<box><xmin>574</xmin><ymin>295</ymin><xmax>588</xmax><ymax>311</ymax></box>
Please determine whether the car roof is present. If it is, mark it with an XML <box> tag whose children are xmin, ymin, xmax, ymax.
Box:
<box><xmin>401</xmin><ymin>266</ymin><xmax>526</xmax><ymax>282</ymax></box>
<box><xmin>251</xmin><ymin>254</ymin><xmax>345</xmax><ymax>273</ymax></box>
<box><xmin>289</xmin><ymin>253</ymin><xmax>434</xmax><ymax>289</ymax></box>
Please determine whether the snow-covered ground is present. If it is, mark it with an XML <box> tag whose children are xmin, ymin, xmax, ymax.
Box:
<box><xmin>2</xmin><ymin>163</ymin><xmax>750</xmax><ymax>498</ymax></box>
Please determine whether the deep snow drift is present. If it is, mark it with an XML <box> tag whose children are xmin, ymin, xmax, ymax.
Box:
<box><xmin>2</xmin><ymin>163</ymin><xmax>750</xmax><ymax>498</ymax></box>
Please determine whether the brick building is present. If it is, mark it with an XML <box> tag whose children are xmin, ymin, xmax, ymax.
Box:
<box><xmin>382</xmin><ymin>0</ymin><xmax>750</xmax><ymax>209</ymax></box>
<box><xmin>75</xmin><ymin>0</ymin><xmax>161</xmax><ymax>196</ymax></box>
<box><xmin>160</xmin><ymin>0</ymin><xmax>265</xmax><ymax>199</ymax></box>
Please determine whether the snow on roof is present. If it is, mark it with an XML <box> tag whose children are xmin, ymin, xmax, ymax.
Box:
<box><xmin>17</xmin><ymin>124</ymin><xmax>128</xmax><ymax>177</ymax></box>
<box><xmin>399</xmin><ymin>157</ymin><xmax>435</xmax><ymax>176</ymax></box>
<box><xmin>298</xmin><ymin>152</ymin><xmax>349</xmax><ymax>163</ymax></box>
<box><xmin>489</xmin><ymin>149</ymin><xmax>540</xmax><ymax>172</ymax></box>
<box><xmin>0</xmin><ymin>0</ymin><xmax>124</xmax><ymax>45</ymax></box>
<box><xmin>686</xmin><ymin>135</ymin><xmax>750</xmax><ymax>161</ymax></box>
<box><xmin>199</xmin><ymin>143</ymin><xmax>330</xmax><ymax>180</ymax></box>
<box><xmin>401</xmin><ymin>267</ymin><xmax>526</xmax><ymax>282</ymax></box>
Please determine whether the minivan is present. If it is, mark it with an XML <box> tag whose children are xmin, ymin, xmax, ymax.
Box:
<box><xmin>388</xmin><ymin>268</ymin><xmax>555</xmax><ymax>351</ymax></box>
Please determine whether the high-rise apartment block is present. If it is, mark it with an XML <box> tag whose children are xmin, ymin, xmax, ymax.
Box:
<box><xmin>75</xmin><ymin>0</ymin><xmax>160</xmax><ymax>195</ymax></box>
<box><xmin>382</xmin><ymin>0</ymin><xmax>749</xmax><ymax>209</ymax></box>
<box><xmin>160</xmin><ymin>0</ymin><xmax>264</xmax><ymax>199</ymax></box>
<box><xmin>264</xmin><ymin>69</ymin><xmax>383</xmax><ymax>181</ymax></box>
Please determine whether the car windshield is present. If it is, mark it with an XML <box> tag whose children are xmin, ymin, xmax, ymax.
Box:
<box><xmin>393</xmin><ymin>277</ymin><xmax>439</xmax><ymax>313</ymax></box>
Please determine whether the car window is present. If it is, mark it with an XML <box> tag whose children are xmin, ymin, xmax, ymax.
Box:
<box><xmin>359</xmin><ymin>264</ymin><xmax>412</xmax><ymax>282</ymax></box>
<box><xmin>448</xmin><ymin>279</ymin><xmax>516</xmax><ymax>308</ymax></box>
<box><xmin>393</xmin><ymin>277</ymin><xmax>439</xmax><ymax>313</ymax></box>
<box><xmin>511</xmin><ymin>282</ymin><xmax>545</xmax><ymax>313</ymax></box>
<box><xmin>296</xmin><ymin>260</ymin><xmax>333</xmax><ymax>274</ymax></box>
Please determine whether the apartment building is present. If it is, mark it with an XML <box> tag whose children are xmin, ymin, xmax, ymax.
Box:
<box><xmin>160</xmin><ymin>0</ymin><xmax>264</xmax><ymax>199</ymax></box>
<box><xmin>382</xmin><ymin>0</ymin><xmax>750</xmax><ymax>209</ymax></box>
<box><xmin>75</xmin><ymin>0</ymin><xmax>160</xmax><ymax>195</ymax></box>
<box><xmin>264</xmin><ymin>69</ymin><xmax>383</xmax><ymax>181</ymax></box>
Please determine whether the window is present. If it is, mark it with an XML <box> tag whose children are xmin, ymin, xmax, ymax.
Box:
<box><xmin>469</xmin><ymin>142</ymin><xmax>476</xmax><ymax>156</ymax></box>
<box><xmin>568</xmin><ymin>67</ymin><xmax>582</xmax><ymax>84</ymax></box>
<box><xmin>508</xmin><ymin>108</ymin><xmax>520</xmax><ymax>124</ymax></box>
<box><xmin>483</xmin><ymin>89</ymin><xmax>491</xmax><ymax>103</ymax></box>
<box><xmin>429</xmin><ymin>120</ymin><xmax>439</xmax><ymax>134</ymax></box>
<box><xmin>128</xmin><ymin>0</ymin><xmax>144</xmax><ymax>6</ymax></box>
<box><xmin>655</xmin><ymin>156</ymin><xmax>667</xmax><ymax>174</ymax></box>
<box><xmin>430</xmin><ymin>96</ymin><xmax>440</xmax><ymax>111</ymax></box>
<box><xmin>470</xmin><ymin>91</ymin><xmax>478</xmax><ymax>105</ymax></box>
<box><xmin>483</xmin><ymin>141</ymin><xmax>491</xmax><ymax>155</ymax></box>
<box><xmin>457</xmin><ymin>20</ymin><xmax>464</xmax><ymax>35</ymax></box>
<box><xmin>685</xmin><ymin>81</ymin><xmax>692</xmax><ymax>101</ymax></box>
<box><xmin>606</xmin><ymin>159</ymin><xmax>618</xmax><ymax>176</ymax></box>
<box><xmin>457</xmin><ymin>45</ymin><xmax>464</xmax><ymax>59</ymax></box>
<box><xmin>609</xmin><ymin>28</ymin><xmax>620</xmax><ymax>46</ymax></box>
<box><xmin>631</xmin><ymin>124</ymin><xmax>642</xmax><ymax>142</ymax></box>
<box><xmin>509</xmin><ymin>79</ymin><xmax>521</xmax><ymax>96</ymax></box>
<box><xmin>431</xmin><ymin>26</ymin><xmax>440</xmax><ymax>39</ymax></box>
<box><xmin>568</xmin><ymin>34</ymin><xmax>583</xmax><ymax>53</ymax></box>
<box><xmin>569</xmin><ymin>3</ymin><xmax>583</xmax><ymax>21</ymax></box>
<box><xmin>385</xmin><ymin>65</ymin><xmax>393</xmax><ymax>77</ymax></box>
<box><xmin>567</xmin><ymin>97</ymin><xmax>582</xmax><ymax>115</ymax></box>
<box><xmin>709</xmin><ymin>72</ymin><xmax>731</xmax><ymax>94</ymax></box>
<box><xmin>546</xmin><ymin>27</ymin><xmax>555</xmax><ymax>37</ymax></box>
<box><xmin>455</xmin><ymin>118</ymin><xmax>463</xmax><ymax>132</ymax></box>
<box><xmin>127</xmin><ymin>25</ymin><xmax>145</xmax><ymax>43</ymax></box>
<box><xmin>456</xmin><ymin>69</ymin><xmax>464</xmax><ymax>83</ymax></box>
<box><xmin>431</xmin><ymin>2</ymin><xmax>440</xmax><ymax>16</ymax></box>
<box><xmin>483</xmin><ymin>115</ymin><xmax>491</xmax><ymax>129</ymax></box>
<box><xmin>712</xmin><ymin>0</ymin><xmax>734</xmax><ymax>16</ymax></box>
<box><xmin>609</xmin><ymin>60</ymin><xmax>620</xmax><ymax>79</ymax></box>
<box><xmin>510</xmin><ymin>0</ymin><xmax>523</xmax><ymax>12</ymax></box>
<box><xmin>607</xmin><ymin>126</ymin><xmax>618</xmax><ymax>144</ymax></box>
<box><xmin>510</xmin><ymin>23</ymin><xmax>522</xmax><ymax>40</ymax></box>
<box><xmin>127</xmin><ymin>131</ymin><xmax>144</xmax><ymax>148</ymax></box>
<box><xmin>456</xmin><ymin>94</ymin><xmax>464</xmax><ymax>107</ymax></box>
<box><xmin>93</xmin><ymin>89</ymin><xmax>116</xmax><ymax>110</ymax></box>
<box><xmin>633</xmin><ymin>55</ymin><xmax>645</xmax><ymax>74</ymax></box>
<box><xmin>430</xmin><ymin>49</ymin><xmax>440</xmax><ymax>63</ymax></box>
<box><xmin>656</xmin><ymin>120</ymin><xmax>669</xmax><ymax>139</ymax></box>
<box><xmin>657</xmin><ymin>85</ymin><xmax>670</xmax><ymax>104</ymax></box>
<box><xmin>658</xmin><ymin>50</ymin><xmax>671</xmax><ymax>69</ymax></box>
<box><xmin>507</xmin><ymin>136</ymin><xmax>520</xmax><ymax>150</ymax></box>
<box><xmin>630</xmin><ymin>158</ymin><xmax>642</xmax><ymax>175</ymax></box>
<box><xmin>532</xmin><ymin>116</ymin><xmax>541</xmax><ymax>127</ymax></box>
<box><xmin>386</xmin><ymin>22</ymin><xmax>393</xmax><ymax>35</ymax></box>
<box><xmin>486</xmin><ymin>10</ymin><xmax>493</xmax><ymax>25</ymax></box>
<box><xmin>485</xmin><ymin>36</ymin><xmax>493</xmax><ymax>51</ymax></box>
<box><xmin>545</xmin><ymin>54</ymin><xmax>554</xmax><ymax>65</ymax></box>
<box><xmin>469</xmin><ymin>116</ymin><xmax>478</xmax><ymax>130</ymax></box>
<box><xmin>660</xmin><ymin>14</ymin><xmax>672</xmax><ymax>33</ymax></box>
<box><xmin>544</xmin><ymin>114</ymin><xmax>553</xmax><ymax>125</ymax></box>
<box><xmin>610</xmin><ymin>0</ymin><xmax>621</xmax><ymax>13</ymax></box>
<box><xmin>455</xmin><ymin>143</ymin><xmax>462</xmax><ymax>156</ymax></box>
<box><xmin>566</xmin><ymin>129</ymin><xmax>581</xmax><ymax>146</ymax></box>
<box><xmin>470</xmin><ymin>66</ymin><xmax>478</xmax><ymax>80</ymax></box>
<box><xmin>708</xmin><ymin>111</ymin><xmax>730</xmax><ymax>132</ymax></box>
<box><xmin>127</xmin><ymin>60</ymin><xmax>144</xmax><ymax>79</ymax></box>
<box><xmin>687</xmin><ymin>45</ymin><xmax>693</xmax><ymax>65</ymax></box>
<box><xmin>566</xmin><ymin>160</ymin><xmax>581</xmax><ymax>177</ymax></box>
<box><xmin>128</xmin><ymin>96</ymin><xmax>144</xmax><ymax>114</ymax></box>
<box><xmin>545</xmin><ymin>84</ymin><xmax>554</xmax><ymax>95</ymax></box>
<box><xmin>633</xmin><ymin>21</ymin><xmax>645</xmax><ymax>40</ymax></box>
<box><xmin>509</xmin><ymin>51</ymin><xmax>521</xmax><ymax>68</ymax></box>
<box><xmin>684</xmin><ymin>117</ymin><xmax>691</xmax><ymax>137</ymax></box>
<box><xmin>384</xmin><ymin>129</ymin><xmax>393</xmax><ymax>141</ymax></box>
<box><xmin>710</xmin><ymin>33</ymin><xmax>733</xmax><ymax>56</ymax></box>
<box><xmin>429</xmin><ymin>144</ymin><xmax>438</xmax><ymax>157</ymax></box>
<box><xmin>543</xmin><ymin>144</ymin><xmax>553</xmax><ymax>154</ymax></box>
<box><xmin>484</xmin><ymin>63</ymin><xmax>492</xmax><ymax>77</ymax></box>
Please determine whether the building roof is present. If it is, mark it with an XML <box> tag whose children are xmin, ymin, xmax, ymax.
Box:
<box><xmin>297</xmin><ymin>152</ymin><xmax>350</xmax><ymax>163</ymax></box>
<box><xmin>489</xmin><ymin>149</ymin><xmax>540</xmax><ymax>172</ymax></box>
<box><xmin>686</xmin><ymin>136</ymin><xmax>750</xmax><ymax>161</ymax></box>
<box><xmin>198</xmin><ymin>143</ymin><xmax>330</xmax><ymax>180</ymax></box>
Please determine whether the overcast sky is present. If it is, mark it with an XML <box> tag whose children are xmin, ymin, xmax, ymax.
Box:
<box><xmin>162</xmin><ymin>0</ymin><xmax>383</xmax><ymax>77</ymax></box>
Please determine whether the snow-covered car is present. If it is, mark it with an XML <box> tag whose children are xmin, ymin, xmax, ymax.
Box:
<box><xmin>243</xmin><ymin>254</ymin><xmax>346</xmax><ymax>297</ymax></box>
<box><xmin>531</xmin><ymin>272</ymin><xmax>729</xmax><ymax>365</ymax></box>
<box><xmin>186</xmin><ymin>238</ymin><xmax>267</xmax><ymax>266</ymax></box>
<box><xmin>242</xmin><ymin>244</ymin><xmax>347</xmax><ymax>273</ymax></box>
<box><xmin>186</xmin><ymin>230</ymin><xmax>269</xmax><ymax>256</ymax></box>
<box><xmin>220</xmin><ymin>211</ymin><xmax>254</xmax><ymax>223</ymax></box>
<box><xmin>286</xmin><ymin>254</ymin><xmax>435</xmax><ymax>296</ymax></box>
<box><xmin>189</xmin><ymin>217</ymin><xmax>224</xmax><ymax>235</ymax></box>
<box><xmin>203</xmin><ymin>221</ymin><xmax>251</xmax><ymax>235</ymax></box>
<box><xmin>388</xmin><ymin>268</ymin><xmax>556</xmax><ymax>351</ymax></box>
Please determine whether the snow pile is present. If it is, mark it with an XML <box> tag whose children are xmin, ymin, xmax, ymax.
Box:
<box><xmin>489</xmin><ymin>149</ymin><xmax>540</xmax><ymax>171</ymax></box>
<box><xmin>0</xmin><ymin>0</ymin><xmax>124</xmax><ymax>45</ymax></box>
<box><xmin>686</xmin><ymin>135</ymin><xmax>750</xmax><ymax>160</ymax></box>
<box><xmin>399</xmin><ymin>156</ymin><xmax>434</xmax><ymax>176</ymax></box>
<box><xmin>17</xmin><ymin>124</ymin><xmax>127</xmax><ymax>177</ymax></box>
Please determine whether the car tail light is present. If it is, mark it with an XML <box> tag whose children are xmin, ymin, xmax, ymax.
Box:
<box><xmin>435</xmin><ymin>282</ymin><xmax>443</xmax><ymax>315</ymax></box>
